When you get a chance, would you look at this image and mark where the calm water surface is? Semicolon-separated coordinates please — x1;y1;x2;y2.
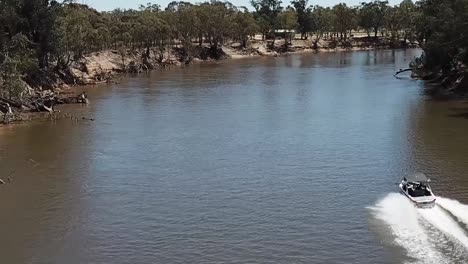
2;50;468;263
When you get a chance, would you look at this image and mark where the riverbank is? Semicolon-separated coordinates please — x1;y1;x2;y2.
410;65;468;99
59;36;416;86
0;37;415;125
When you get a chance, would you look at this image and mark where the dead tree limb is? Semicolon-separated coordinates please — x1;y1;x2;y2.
394;68;412;77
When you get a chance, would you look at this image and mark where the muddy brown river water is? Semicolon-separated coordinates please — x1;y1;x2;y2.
2;50;468;263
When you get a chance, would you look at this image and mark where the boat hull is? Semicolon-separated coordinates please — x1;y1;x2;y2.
399;184;436;208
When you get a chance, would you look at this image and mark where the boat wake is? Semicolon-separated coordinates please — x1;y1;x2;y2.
369;193;468;263
437;197;468;229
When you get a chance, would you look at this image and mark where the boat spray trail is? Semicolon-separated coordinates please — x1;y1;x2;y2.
418;205;468;250
369;193;447;264
436;197;468;228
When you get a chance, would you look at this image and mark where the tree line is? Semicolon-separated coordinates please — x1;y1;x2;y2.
0;0;465;99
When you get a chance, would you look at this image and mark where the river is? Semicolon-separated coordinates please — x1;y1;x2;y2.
1;50;468;264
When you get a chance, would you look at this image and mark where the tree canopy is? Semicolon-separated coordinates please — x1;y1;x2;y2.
0;0;466;97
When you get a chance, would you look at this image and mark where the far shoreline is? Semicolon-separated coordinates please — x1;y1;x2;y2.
0;43;418;127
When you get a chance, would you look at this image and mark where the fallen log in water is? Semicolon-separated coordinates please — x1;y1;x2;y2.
0;91;89;124
394;68;412;77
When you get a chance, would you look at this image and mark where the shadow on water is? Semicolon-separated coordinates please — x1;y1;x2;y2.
407;94;468;202
447;106;468;119
419;79;468;116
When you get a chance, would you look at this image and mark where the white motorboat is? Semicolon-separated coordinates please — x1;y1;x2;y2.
399;173;436;208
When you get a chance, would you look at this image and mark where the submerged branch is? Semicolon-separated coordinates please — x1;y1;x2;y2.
394;68;412;77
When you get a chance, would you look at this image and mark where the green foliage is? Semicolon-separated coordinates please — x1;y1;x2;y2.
359;1;389;37
56;5;94;58
291;0;311;39
279;8;298;30
309;6;333;44
278;8;298;43
251;0;283;37
0;0;462;96
332;3;357;41
0;57;26;100
413;0;468;73
233;10;259;48
202;1;236;48
397;0;417;42
0;34;33;99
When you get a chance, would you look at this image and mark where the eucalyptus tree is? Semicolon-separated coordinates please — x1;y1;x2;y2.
413;0;468;73
232;8;259;48
0;0;62;98
291;0;311;39
55;4;93;64
0;34;33;99
397;0;417;44
278;8;298;44
254;15;271;40
251;0;283;41
309;6;333;47
154;18;171;61
384;6;402;43
108;10;134;48
359;1;389;38
139;3;161;12
202;1;236;49
332;3;356;41
165;1;199;49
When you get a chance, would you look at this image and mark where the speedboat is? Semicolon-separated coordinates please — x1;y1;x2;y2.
399;173;436;208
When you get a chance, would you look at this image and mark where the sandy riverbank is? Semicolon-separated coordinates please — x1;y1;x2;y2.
0;37;414;126
65;37;411;86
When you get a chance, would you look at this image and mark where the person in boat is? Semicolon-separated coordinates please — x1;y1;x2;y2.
407;184;414;196
410;183;429;197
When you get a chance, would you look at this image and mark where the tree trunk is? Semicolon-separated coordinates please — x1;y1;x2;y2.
271;33;276;47
242;38;247;49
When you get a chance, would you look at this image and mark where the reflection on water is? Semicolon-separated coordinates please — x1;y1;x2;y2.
1;49;468;263
409;99;468;200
